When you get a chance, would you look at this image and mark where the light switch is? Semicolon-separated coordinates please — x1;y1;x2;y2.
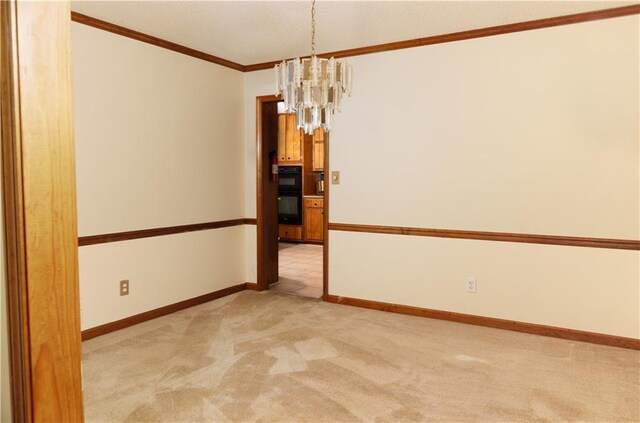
331;171;340;185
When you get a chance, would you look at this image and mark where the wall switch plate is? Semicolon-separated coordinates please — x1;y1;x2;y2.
466;277;477;293
331;171;340;185
120;279;130;296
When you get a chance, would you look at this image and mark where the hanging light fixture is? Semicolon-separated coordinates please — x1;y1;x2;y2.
275;0;352;135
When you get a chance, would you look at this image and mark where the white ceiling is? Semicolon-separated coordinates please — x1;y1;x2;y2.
71;1;636;65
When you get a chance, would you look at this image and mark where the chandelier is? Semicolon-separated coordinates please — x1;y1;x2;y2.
275;0;352;135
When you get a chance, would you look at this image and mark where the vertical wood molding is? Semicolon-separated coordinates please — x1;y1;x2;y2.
322;133;330;301
256;95;280;291
1;3;31;421
1;1;84;421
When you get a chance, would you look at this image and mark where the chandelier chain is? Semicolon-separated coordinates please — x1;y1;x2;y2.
274;0;351;134
311;0;316;56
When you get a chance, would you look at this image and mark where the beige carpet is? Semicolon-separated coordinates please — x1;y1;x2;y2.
82;291;640;422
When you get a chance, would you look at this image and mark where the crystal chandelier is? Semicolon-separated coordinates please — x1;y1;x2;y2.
274;0;352;135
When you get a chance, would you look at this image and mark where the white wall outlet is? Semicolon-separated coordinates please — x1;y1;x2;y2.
120;279;130;296
331;171;340;185
466;277;477;293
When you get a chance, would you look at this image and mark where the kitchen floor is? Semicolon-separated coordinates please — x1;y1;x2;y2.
271;242;323;298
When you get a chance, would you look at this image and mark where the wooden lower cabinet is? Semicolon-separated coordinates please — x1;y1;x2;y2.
279;224;302;241
304;197;324;242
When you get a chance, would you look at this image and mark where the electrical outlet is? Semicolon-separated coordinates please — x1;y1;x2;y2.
331;171;340;185
465;277;477;293
119;279;130;296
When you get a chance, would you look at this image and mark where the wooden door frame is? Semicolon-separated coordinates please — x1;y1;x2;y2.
322;132;329;300
255;95;330;298
1;1;84;421
255;95;280;291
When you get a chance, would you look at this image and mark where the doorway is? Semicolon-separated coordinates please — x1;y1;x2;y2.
256;95;328;300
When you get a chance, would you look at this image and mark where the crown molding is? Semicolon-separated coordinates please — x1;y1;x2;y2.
72;4;640;73
244;4;640;71
71;12;245;71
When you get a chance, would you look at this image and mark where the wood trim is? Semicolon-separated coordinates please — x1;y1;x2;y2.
1;1;84;420
82;283;248;341
322;133;330;301
328;223;640;251
69;6;639;74
70;11;245;72
1;2;31;419
245;282;259;291
256;95;281;291
244;218;257;225
244;4;640;72
326;295;640;350
78;218;254;246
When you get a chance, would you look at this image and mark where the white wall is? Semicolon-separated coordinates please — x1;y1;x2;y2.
244;16;640;338
73;23;246;330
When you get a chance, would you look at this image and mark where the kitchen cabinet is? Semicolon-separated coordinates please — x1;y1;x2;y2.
312;128;324;171
304;197;324;242
278;114;303;165
279;224;302;241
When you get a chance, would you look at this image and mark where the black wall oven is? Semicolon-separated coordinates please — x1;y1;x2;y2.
278;166;302;192
278;166;302;225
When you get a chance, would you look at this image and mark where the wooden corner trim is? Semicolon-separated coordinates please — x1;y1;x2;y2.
70;11;245;72
243;4;640;72
328;223;640;251
81;282;249;340
78;218;256;246
326;295;640;350
1;1;33;418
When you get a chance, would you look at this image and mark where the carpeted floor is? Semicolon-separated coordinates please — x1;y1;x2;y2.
82;291;640;422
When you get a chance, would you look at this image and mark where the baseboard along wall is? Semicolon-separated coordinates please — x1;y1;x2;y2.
81;283;249;340
81;282;639;350
326;294;640;350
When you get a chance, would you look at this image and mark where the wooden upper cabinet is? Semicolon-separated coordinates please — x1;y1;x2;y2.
277;114;287;162
278;114;303;164
312;128;324;171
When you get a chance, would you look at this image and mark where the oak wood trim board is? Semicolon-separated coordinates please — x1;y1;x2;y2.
80;282;640;350
81;283;249;340
71;12;245;71
245;4;640;71
255;95;282;291
78;218;256;246
326;295;640;350
77;218;639;251
2;1;85;420
322;132;330;301
329;223;640;251
1;2;32;419
71;5;640;73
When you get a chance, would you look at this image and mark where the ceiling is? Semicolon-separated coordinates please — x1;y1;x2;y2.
70;1;636;66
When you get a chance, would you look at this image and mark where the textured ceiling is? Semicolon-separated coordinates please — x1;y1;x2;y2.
70;1;636;65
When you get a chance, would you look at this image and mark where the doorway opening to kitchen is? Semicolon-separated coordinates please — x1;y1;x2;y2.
256;95;328;299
